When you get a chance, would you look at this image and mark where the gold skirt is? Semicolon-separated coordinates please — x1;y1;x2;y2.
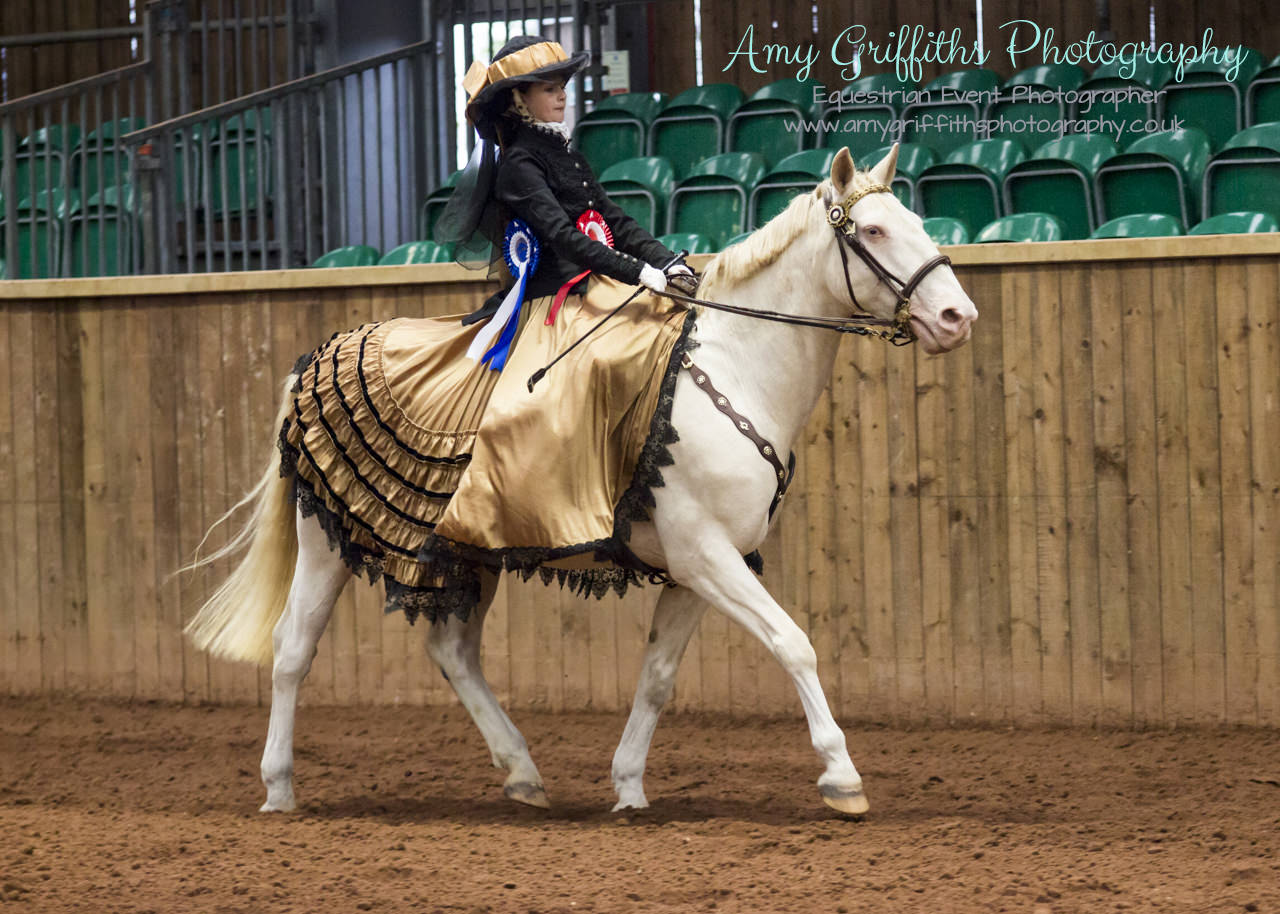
280;275;693;621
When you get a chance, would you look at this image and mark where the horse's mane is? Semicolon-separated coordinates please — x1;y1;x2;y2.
699;168;883;290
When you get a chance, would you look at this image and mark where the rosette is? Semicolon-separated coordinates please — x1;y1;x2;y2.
466;218;540;370
546;209;615;325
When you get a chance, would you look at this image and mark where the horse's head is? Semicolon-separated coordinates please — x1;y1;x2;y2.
819;146;977;354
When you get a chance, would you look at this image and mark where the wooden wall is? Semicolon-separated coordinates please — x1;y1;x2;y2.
1;235;1278;727
651;0;1279;95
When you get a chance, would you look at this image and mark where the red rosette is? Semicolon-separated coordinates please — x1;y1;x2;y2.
576;209;614;247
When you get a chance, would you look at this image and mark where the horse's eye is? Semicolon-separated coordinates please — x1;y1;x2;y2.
865;226;881;237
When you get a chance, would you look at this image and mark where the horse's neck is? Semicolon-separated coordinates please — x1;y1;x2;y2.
693;252;843;455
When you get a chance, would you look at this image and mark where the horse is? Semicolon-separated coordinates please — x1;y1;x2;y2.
183;145;978;817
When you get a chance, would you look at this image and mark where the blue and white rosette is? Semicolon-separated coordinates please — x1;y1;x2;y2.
466;218;540;371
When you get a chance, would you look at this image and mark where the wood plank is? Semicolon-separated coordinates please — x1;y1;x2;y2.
832;336;870;721
945;269;983;722
125;303;162;699
1001;265;1042;723
559;583;592;713
804;387;842;721
55;306;88;693
100;303;136;696
1182;261;1226;723
174;301;210;702
857;335;897;721
971;270;1012;722
9;306;42;693
1121;262;1165;725
1151;260;1196;725
0;306;17;694
148;296;187;700
31;303;65;692
915;338;954;723
1092;266;1134;726
1216;259;1257;724
1030;265;1072;723
887;340;925;722
1248;261;1280;726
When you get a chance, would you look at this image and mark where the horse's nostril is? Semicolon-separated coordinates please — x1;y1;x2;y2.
941;308;962;326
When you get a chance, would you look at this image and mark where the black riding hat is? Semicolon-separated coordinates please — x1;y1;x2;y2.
463;35;589;141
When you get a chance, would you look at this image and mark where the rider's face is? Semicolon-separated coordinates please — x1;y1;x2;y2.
522;80;567;122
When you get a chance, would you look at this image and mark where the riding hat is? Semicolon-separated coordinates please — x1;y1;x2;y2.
463;36;589;140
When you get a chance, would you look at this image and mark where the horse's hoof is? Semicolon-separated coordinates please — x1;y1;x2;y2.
504;781;550;809
259;796;297;813
820;784;869;817
611;794;650;813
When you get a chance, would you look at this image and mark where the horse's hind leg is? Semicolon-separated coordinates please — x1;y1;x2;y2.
260;508;351;812
611;585;705;811
425;571;548;808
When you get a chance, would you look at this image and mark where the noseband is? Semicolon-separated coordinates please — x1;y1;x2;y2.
825;182;954;346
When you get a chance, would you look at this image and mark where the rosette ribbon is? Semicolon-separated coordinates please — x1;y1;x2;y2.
466;218;540;371
546;209;615;325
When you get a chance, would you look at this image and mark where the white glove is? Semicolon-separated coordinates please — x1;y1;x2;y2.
639;263;667;293
668;263;693;277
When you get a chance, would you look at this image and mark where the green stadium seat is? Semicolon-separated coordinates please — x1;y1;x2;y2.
1247;55;1280;125
657;232;716;254
1072;58;1172;142
209;108;272;214
727;78;823;170
1096;127;1211;229
1091;212;1184;238
64;184;137;277
917;138;1027;236
599;156;675;236
748;148;835;228
820;73;916;161
1003;135;1118;239
1201;122;1280;220
1159;48;1264;150
1188;211;1279;234
857;142;936;209
70;118;147;199
974;212;1065;243
901;68;1001;157
8;125;82;206
377;240;454;265
0;189;70;278
572;91;667;176
312;244;379;268
666;152;766;249
922;216;969;245
419;170;460;241
724;230;754;247
648;84;745;181
986;64;1085;148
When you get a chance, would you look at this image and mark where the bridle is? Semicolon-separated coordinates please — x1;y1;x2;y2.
660;182;954;347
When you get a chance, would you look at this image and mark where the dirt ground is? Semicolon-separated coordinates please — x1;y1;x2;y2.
1;697;1278;913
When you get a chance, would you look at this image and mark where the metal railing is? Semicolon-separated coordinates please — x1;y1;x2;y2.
123;39;442;273
0;61;151;279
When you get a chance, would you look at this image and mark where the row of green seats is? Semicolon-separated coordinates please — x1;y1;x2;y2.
311;240;455;268
925;209;1278;244
0;110;272;218
0;184;136;278
573;51;1280;181
911;122;1280;239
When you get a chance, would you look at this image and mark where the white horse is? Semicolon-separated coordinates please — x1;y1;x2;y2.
184;146;977;816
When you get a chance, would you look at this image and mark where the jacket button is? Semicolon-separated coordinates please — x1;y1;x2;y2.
582;181;588;187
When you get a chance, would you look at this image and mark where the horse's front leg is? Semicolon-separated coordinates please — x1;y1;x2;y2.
611;585;706;811
260;508;351;811
669;537;868;815
425;572;548;808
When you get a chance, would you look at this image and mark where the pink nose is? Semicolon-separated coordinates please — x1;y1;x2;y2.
937;301;977;341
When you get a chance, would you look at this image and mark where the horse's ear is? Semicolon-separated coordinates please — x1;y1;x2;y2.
830;147;856;193
869;143;899;186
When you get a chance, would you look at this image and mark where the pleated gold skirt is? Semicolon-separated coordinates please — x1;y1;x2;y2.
280;275;693;620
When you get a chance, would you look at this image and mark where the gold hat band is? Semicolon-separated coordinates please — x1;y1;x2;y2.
463;41;571;105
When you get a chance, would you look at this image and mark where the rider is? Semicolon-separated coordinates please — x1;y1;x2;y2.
438;34;699;328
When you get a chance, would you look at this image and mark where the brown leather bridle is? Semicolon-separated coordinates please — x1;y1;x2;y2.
659;182;955;347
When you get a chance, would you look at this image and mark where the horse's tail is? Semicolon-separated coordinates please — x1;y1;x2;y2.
181;373;301;666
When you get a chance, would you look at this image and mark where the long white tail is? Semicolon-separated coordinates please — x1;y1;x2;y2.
182;374;301;665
